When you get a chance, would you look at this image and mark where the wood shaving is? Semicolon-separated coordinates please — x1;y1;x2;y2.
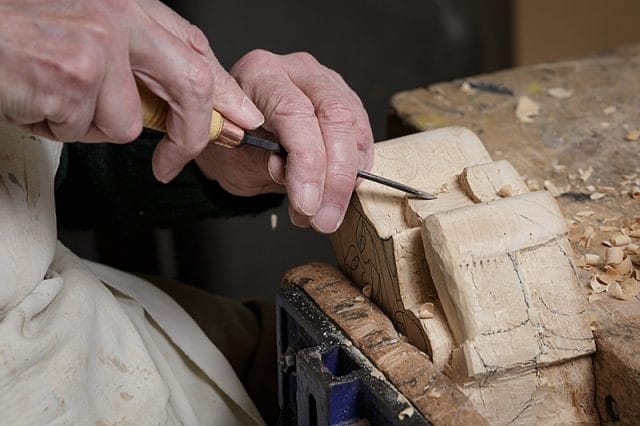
613;256;633;276
590;192;606;200
398;406;415;420
626;243;639;254
585;185;596;192
515;96;540;123
619;277;640;300
597;266;621;285
625;129;640;141
597;186;617;193
584;254;603;266
552;161;566;173
590;277;608;294
497;184;513;198
601;122;611;129
577;210;595;217
362;284;372;298
579;167;594;182
631;187;640;199
547;87;573;99
579;227;597;248
526;179;541;191
460;81;476;95
599;225;619;232
608;282;625;299
612;234;632;246
603;106;617;115
544;180;562;197
417;302;434;319
605;246;624;265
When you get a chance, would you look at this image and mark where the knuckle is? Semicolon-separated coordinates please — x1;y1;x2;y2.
271;94;316;120
288;51;319;67
185;58;214;99
62;47;103;91
316;100;358;126
240;49;276;68
188;24;211;52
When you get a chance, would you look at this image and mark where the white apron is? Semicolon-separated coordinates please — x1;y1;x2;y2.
0;127;263;425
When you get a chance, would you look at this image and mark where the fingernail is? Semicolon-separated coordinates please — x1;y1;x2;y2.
297;184;321;216
241;96;264;129
155;165;182;184
268;153;286;184
311;205;343;233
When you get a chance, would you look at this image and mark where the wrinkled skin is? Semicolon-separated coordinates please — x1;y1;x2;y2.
0;0;374;233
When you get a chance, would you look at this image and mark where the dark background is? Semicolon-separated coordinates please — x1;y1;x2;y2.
60;0;511;300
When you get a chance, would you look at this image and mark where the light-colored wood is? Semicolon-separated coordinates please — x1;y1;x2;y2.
463;356;598;425
331;127;491;370
282;263;488;426
458;160;529;203
389;44;640;422
422;190;595;380
137;80;224;141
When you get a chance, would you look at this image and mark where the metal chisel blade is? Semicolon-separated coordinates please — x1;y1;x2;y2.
241;133;436;200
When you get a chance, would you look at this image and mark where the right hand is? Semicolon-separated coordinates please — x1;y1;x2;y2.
0;0;264;183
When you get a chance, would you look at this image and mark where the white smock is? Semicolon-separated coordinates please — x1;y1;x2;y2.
0;127;264;425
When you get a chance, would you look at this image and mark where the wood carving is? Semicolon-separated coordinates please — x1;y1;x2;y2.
331;127;598;425
421;190;595;380
331;126;491;370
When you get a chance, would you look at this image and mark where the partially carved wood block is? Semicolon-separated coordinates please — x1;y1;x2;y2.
332;127;491;370
421;191;595;380
331;127;597;424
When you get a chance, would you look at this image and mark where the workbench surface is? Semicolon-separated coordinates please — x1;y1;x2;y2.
388;44;640;423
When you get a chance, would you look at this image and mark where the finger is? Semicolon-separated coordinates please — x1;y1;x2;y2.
234;64;327;218
92;56;143;143
135;0;264;130
195;143;284;196
285;56;374;233
288;203;311;229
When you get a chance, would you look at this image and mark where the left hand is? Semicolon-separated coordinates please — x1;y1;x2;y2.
195;50;374;234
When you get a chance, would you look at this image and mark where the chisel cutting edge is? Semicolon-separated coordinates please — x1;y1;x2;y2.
138;82;436;200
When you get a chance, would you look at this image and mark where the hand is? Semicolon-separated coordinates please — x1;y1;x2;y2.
195;50;374;234
0;0;264;182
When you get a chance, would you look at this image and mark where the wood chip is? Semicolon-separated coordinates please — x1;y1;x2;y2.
417;302;435;319
619;277;640;300
526;179;541;191
612;234;632;246
544;180;562;197
547;87;573;99
631;186;640;199
625;129;640;141
579;227;597;248
579;167;594;182
612;256;633;276
460;81;476;95
603;105;617;115
576;210;595;217
590;277;608;294
599;225;619;232
597;266;621;285
608;282;625;299
497;184;513;197
362;284;372;298
626;243;640;254
515;96;540;123
605;246;624;265
584;254;603;266
590;192;606;200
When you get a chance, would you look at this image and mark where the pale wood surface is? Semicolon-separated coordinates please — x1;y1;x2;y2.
389;44;640;424
331;127;491;370
422;191;595;380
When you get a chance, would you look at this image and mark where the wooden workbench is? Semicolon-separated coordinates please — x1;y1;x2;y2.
285;45;638;425
386;44;640;424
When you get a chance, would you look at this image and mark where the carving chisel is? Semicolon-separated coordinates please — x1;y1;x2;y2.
138;83;436;200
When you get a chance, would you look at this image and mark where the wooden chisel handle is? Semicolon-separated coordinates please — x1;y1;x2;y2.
137;80;227;143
